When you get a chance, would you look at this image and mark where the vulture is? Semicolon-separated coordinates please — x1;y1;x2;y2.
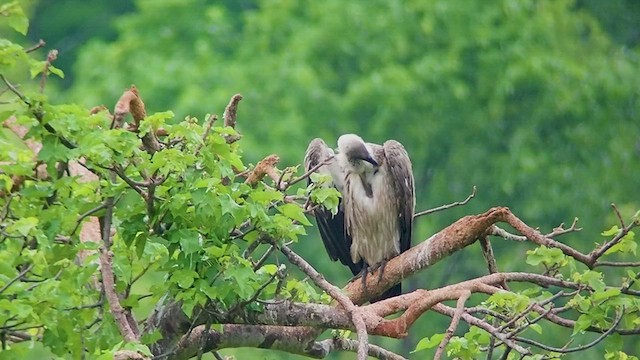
305;134;415;301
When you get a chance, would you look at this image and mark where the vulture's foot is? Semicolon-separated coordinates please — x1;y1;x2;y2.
359;263;371;299
376;260;388;284
366;261;387;284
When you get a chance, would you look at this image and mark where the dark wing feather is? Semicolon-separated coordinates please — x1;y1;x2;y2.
304;139;363;275
383;140;415;253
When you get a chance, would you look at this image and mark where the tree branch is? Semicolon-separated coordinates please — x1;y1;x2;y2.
279;244;370;360
434;290;470;360
414;186;476;218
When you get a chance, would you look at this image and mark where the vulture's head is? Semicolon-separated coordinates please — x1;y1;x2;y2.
337;134;379;167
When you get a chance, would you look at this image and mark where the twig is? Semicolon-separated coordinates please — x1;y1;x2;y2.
25;39;46;53
611;203;626;229
503;212;594;266
595;261;640;267
0;264;33;295
488;226;527;241
39;49;58;93
434;290;470;360
547;218;582;238
318;337;407;360
252;245;276;271
514;309;622;353
71;203;108;235
434;303;530;355
112;165;148;199
286;156;335;190
194;114;217;155
465;307;511;322
63;301;104;311
1;74;76;149
414;186;476;218
480;237;509;291
589;207;638;264
0;74;31;105
279;244;369;360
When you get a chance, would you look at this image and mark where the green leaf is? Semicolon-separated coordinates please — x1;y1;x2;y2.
0;174;14;192
529;323;543;334
526;246;568;267
48;65;64;78
249;188;283;204
574;270;606;292
1;341;56;360
605;351;639;360
171;269;199;289
7;217;38;236
277;203;312;226
484;292;530;312
412;333;445;353
218;193;244;220
602;225;620;237
258;264;278;276
605;231;636;255
177;230;202;255
139;111;174;136
1;2;29;35
224;263;256;300
121;342;153;357
592;288;621;302
29;60;46;79
573;313;593;334
311;187;341;214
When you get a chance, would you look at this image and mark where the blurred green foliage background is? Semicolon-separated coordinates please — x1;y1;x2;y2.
21;0;640;358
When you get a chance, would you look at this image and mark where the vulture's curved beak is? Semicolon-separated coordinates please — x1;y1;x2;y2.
364;155;379;167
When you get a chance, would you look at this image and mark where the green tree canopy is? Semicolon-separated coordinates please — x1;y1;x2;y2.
68;0;639;235
2;1;640;359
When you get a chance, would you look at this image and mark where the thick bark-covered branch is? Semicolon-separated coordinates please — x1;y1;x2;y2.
344;207;507;304
143;206;639;358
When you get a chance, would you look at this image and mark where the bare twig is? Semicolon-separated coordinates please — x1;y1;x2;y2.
0;264;33;295
414;186;476;218
25;39;46;53
514;309;622;353
502;212;593;266
480;237;508;290
488;226;527;241
194;114;217;155
252;245;276;271
71;203;108;235
612;203;626;229
287;157;337;192
39;49;58;93
111;165;148;199
319;337;407;360
596;261;640;267
547;218;582;238
434;290;470;360
434;304;530;355
279;244;369;360
1;74;30;105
